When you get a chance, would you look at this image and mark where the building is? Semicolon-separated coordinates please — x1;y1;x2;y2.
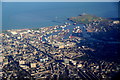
31;63;36;68
113;21;119;24
77;64;83;68
19;60;25;65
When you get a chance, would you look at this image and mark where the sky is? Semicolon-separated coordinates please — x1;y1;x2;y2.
0;2;1;31
1;0;120;2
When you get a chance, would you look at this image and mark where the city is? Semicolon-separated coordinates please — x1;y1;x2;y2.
1;14;120;80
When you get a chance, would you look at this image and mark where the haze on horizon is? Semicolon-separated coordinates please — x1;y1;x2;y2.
1;0;120;2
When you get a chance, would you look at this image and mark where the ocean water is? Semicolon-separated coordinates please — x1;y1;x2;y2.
2;2;118;30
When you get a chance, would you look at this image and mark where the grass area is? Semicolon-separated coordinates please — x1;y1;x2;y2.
31;28;40;30
1;30;9;34
69;14;104;24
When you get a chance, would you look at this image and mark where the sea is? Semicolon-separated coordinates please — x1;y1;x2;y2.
2;2;119;30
